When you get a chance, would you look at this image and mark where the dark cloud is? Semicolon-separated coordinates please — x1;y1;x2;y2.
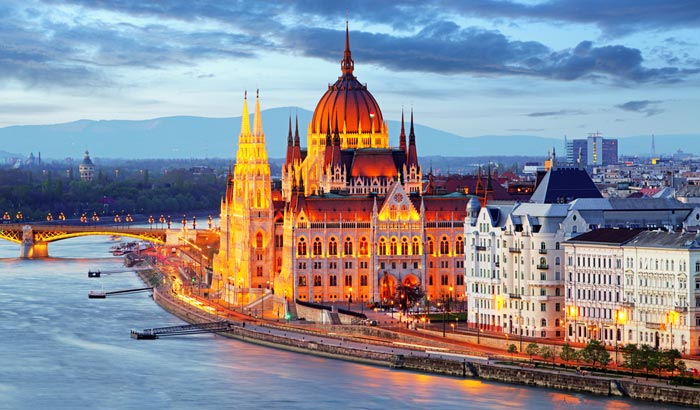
289;25;697;84
526;110;585;117
1;1;698;88
616;100;664;116
446;0;700;37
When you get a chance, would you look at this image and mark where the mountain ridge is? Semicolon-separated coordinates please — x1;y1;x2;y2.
1;108;696;160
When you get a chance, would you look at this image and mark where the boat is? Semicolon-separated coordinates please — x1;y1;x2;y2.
109;235;122;241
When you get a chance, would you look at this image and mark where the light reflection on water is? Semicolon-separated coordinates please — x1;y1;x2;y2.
0;237;684;409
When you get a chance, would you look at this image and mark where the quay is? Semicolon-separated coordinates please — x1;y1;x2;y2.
88;286;153;298
131;262;700;408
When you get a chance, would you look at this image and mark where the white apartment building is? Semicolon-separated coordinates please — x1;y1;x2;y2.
565;229;700;355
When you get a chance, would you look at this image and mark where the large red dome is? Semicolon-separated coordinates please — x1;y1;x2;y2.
310;26;383;135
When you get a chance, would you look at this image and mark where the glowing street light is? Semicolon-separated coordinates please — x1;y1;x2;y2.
46;212;53;222
348;287;353;310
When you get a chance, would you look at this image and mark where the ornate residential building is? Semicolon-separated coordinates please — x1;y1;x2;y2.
214;24;470;311
565;229;700;355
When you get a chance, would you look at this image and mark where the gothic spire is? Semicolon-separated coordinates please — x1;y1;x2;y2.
341;19;354;76
253;89;263;136
399;108;407;152
240;90;250;136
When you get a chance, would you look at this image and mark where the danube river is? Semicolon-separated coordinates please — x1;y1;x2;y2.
0;237;682;410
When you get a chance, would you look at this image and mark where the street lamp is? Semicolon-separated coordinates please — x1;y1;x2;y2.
441;296;447;337
46;212;53;222
208;215;213;230
159;214;165;229
192;216;197;230
477;299;481;344
16;211;23;222
91;212;99;226
668;310;678;350
3;212;10;223
148;215;154;229
80;213;87;224
348;287;353;311
125;214;133;225
58;212;65;223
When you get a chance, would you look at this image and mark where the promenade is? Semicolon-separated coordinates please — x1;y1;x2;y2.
133;256;700;407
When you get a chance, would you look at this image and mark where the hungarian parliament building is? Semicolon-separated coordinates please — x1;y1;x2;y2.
213;25;700;354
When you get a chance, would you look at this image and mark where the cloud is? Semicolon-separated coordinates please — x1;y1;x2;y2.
446;0;700;37
288;25;697;84
1;1;697;89
616;100;664;116
525;110;585;117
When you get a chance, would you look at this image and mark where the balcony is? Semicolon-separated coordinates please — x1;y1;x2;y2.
508;293;522;299
536;263;549;270
494;261;500;267
621;300;635;308
538;249;547;254
475;245;487;251
675;305;688;313
508;247;521;254
529;279;561;287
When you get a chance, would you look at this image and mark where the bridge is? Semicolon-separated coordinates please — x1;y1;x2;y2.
130;321;236;339
0;223;179;258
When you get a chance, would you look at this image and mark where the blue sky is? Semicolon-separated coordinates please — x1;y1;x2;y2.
1;0;698;140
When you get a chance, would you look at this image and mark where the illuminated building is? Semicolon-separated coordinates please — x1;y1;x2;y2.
214;24;474;311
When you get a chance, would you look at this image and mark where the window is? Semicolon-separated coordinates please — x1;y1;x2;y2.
555;303;560;312
540;303;546;312
440;236;450;255
360;275;368;286
427;237;434;255
359;237;369;256
441;275;449;286
344;275;352;286
297;237;307;256
344;261;352;269
456;275;464;285
344;237;353;256
313;275;322;286
378;237;387;255
298;275;307;286
412;237;420;255
329;275;337;287
256;232;263;248
312;237;322;256
390;237;398;256
429;275;434;286
401;237;409;255
328;237;337;256
455;237;464;255
256;266;263;277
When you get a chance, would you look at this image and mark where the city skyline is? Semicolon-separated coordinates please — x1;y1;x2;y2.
1;0;699;140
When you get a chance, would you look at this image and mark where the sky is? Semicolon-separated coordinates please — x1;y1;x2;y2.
1;0;699;140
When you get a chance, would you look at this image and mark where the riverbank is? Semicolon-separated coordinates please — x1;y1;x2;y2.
135;266;700;408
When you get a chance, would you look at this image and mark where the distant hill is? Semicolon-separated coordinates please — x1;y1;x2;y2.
0;109;697;159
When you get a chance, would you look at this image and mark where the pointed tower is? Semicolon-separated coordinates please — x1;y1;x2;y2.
399;109;407;152
215;91;274;306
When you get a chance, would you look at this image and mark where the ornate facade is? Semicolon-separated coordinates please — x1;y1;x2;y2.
214;25;472;310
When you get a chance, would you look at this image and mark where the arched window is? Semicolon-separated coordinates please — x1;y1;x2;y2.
389;204;397;220
359;237;369;256
440;236;449;255
429;275;434;286
297;237;307;256
390;237;398;256
555;256;560;266
412;237;420;255
378;237;387;256
344;237;353;256
427;237;434;255
313;237;323;256
401;237;409;255
541;318;547;327
313;275;322;286
455;236;464;255
256;232;263;248
328;237;338;256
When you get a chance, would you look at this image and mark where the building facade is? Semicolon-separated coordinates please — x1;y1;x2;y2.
565;229;700;355
214;25;477;311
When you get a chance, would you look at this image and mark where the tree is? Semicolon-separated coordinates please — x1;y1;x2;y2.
580;339;610;369
560;343;578;364
392;284;425;314
638;344;659;379
526;342;539;363
539;345;557;368
660;349;682;376
507;344;518;360
621;344;642;375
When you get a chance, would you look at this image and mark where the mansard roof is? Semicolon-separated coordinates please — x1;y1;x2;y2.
566;228;644;245
345;148;405;178
530;167;602;204
624;230;700;249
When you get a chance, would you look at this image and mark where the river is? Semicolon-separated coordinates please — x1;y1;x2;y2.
0;236;682;409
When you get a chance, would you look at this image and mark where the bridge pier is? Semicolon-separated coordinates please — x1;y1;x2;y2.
20;226;49;259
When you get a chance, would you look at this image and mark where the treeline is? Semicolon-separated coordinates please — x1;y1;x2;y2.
0;166;225;222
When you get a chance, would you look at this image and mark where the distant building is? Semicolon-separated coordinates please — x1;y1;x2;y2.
566;132;618;166
79;150;95;181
